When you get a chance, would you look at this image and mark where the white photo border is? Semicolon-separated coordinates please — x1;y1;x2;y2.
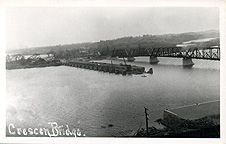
0;0;225;144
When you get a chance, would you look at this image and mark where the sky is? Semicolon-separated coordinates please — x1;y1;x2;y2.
6;7;219;50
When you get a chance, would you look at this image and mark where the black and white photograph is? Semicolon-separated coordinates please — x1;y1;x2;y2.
0;0;226;143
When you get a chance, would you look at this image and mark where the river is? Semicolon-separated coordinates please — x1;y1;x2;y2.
6;57;220;137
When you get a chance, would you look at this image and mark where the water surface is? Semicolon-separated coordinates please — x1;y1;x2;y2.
6;57;220;137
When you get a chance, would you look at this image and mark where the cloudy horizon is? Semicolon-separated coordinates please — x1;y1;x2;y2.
6;7;219;50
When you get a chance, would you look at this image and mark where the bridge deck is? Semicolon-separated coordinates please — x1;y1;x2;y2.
111;47;220;60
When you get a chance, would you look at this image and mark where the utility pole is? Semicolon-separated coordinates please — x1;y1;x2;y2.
122;57;127;65
110;57;113;65
144;107;149;137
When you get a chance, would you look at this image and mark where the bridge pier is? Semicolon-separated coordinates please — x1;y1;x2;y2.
149;56;159;64
127;57;135;62
182;57;194;67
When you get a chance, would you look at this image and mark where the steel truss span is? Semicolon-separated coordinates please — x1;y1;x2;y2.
111;47;220;60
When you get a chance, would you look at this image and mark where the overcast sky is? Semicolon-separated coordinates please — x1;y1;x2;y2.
6;7;219;50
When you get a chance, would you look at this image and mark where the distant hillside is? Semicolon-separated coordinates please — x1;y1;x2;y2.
7;42;92;55
7;30;219;55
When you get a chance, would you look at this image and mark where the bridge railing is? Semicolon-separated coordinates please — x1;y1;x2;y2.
111;47;220;60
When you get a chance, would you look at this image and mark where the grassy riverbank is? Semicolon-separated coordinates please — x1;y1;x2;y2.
6;59;61;70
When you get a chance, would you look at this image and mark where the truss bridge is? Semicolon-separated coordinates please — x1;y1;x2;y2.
111;46;220;66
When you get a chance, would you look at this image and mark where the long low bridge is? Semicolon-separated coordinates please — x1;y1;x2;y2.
111;46;220;66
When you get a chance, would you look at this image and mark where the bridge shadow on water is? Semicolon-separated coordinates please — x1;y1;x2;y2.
182;65;194;69
103;57;219;72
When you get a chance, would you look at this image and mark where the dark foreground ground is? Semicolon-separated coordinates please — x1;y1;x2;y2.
135;125;219;138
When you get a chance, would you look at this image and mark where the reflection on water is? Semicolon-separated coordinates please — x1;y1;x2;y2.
6;57;220;137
